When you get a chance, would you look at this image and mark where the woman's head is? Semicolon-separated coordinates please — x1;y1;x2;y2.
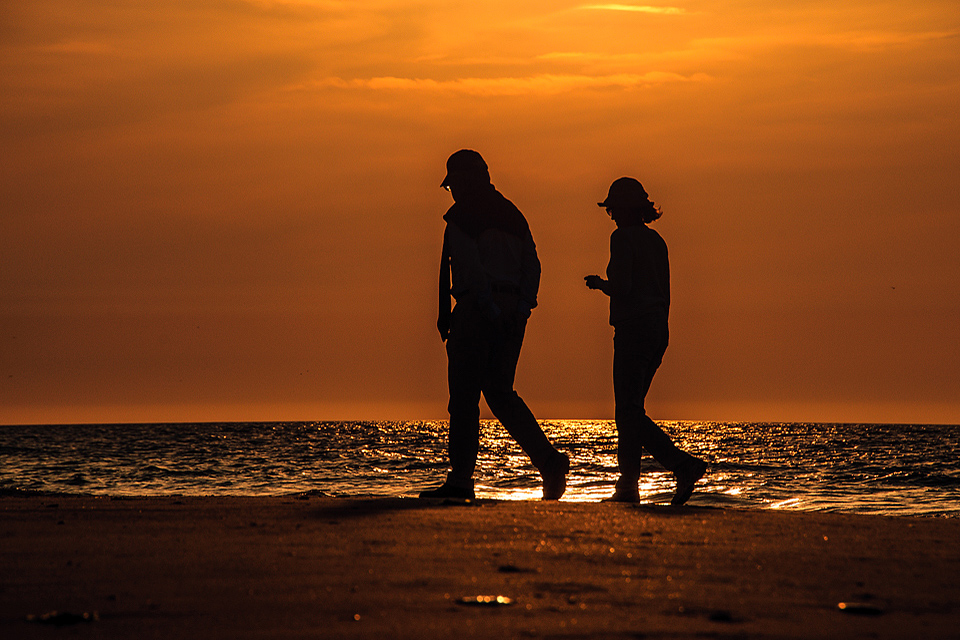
598;177;662;224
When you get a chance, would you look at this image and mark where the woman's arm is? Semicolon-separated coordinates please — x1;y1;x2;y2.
584;274;609;295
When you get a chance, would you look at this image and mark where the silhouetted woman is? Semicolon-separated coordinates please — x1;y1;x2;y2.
585;177;706;504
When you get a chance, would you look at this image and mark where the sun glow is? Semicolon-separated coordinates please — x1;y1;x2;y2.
2;0;959;425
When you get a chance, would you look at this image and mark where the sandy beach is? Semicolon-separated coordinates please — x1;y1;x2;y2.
2;495;958;639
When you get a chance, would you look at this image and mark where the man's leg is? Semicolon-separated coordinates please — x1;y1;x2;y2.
445;310;485;489
482;315;568;499
420;306;482;499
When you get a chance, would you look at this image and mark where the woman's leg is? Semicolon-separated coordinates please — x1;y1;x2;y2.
611;315;684;499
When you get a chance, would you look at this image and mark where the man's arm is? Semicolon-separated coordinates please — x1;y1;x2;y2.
518;229;540;317
438;226;451;341
447;223;501;322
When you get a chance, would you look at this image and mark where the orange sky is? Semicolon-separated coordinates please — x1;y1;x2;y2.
2;1;959;425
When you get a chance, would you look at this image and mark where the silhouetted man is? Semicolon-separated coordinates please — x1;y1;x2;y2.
420;149;569;501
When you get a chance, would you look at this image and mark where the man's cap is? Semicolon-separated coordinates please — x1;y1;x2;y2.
441;149;489;187
597;177;649;209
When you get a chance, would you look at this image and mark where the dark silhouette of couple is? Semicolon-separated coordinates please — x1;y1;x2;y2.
420;150;706;505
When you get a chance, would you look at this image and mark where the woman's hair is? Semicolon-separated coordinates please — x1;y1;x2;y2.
616;200;662;225
641;200;663;224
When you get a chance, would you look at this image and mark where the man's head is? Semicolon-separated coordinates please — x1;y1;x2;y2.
441;149;491;200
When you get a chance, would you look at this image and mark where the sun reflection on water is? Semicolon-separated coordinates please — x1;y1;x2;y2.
4;420;957;516
473;420;691;504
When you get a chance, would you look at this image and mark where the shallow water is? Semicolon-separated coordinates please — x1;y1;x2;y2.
2;421;958;517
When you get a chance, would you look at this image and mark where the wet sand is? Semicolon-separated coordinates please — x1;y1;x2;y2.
2;495;958;639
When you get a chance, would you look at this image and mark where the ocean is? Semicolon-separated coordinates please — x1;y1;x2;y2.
1;421;958;517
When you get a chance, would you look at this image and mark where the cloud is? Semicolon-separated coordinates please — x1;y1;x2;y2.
309;71;709;96
578;4;687;15
536;51;679;64
695;29;960;54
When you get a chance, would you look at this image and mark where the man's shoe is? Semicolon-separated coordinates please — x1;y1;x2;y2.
418;483;475;500
671;456;707;506
541;452;570;501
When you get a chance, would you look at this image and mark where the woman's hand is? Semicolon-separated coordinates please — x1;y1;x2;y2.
584;275;607;292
